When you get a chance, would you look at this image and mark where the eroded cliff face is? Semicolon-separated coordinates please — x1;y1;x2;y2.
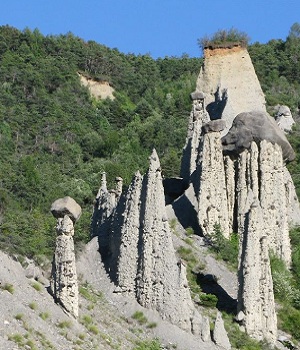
98;150;209;337
196;46;266;134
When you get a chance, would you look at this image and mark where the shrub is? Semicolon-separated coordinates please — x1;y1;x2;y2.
146;322;157;329
209;224;238;268
1;283;14;294
31;282;42;292
185;227;194;236
39;312;50;321
200;293;218;308
278;304;300;340
28;302;37;310
133;339;161;350
132;311;148;325
270;253;300;308
198;28;250;51
8;333;24;345
57;320;72;329
15;313;24;321
88;324;99;335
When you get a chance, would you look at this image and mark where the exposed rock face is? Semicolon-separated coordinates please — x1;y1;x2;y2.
78;73;115;100
100;150;209;338
213;311;231;350
197;127;230;238
275;105;295;133
196;46;266;134
50;198;81;318
237;196;277;345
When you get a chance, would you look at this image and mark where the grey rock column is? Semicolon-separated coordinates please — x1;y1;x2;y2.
50;197;81;318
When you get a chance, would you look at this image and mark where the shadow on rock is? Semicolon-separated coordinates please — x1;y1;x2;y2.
197;273;237;314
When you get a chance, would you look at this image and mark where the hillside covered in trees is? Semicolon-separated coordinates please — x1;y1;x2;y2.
0;24;300;260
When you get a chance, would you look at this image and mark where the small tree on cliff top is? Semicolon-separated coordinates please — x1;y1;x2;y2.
198;28;250;52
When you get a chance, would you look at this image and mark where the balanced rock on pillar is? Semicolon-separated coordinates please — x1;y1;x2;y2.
50;197;81;318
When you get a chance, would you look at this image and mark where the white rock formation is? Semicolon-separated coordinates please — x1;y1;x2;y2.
180;91;210;181
275;105;295;133
50;207;80;318
213;311;231;350
197;128;230;238
196;46;266;134
259;140;291;266
135;150;204;334
91;172;123;260
235;141;292;266
104;150;210;338
109;171;143;295
237;196;277;345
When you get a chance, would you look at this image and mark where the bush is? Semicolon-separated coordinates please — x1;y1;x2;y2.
133;339;161;350
209;224;238;268
270;253;300;308
278;304;300;340
1;283;14;294
198;28;250;51
132;311;148;325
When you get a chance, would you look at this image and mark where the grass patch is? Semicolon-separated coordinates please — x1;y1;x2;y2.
146;322;157;329
185;226;194;236
15;313;24;321
28;301;37;310
79;282;104;303
222;313;272;350
1;283;14;294
132;311;148;325
183;237;193;246
8;333;24;345
31;282;42;292
57;320;72;329
39;311;50;321
133;339;161;350
278;304;300;341
88;324;99;335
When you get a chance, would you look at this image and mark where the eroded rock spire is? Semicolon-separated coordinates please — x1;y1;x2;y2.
50;196;81;318
237;195;277;345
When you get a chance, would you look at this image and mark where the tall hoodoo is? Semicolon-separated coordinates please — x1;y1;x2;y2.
237;195;277;345
196;46;266;134
91;173;123;258
50;196;81;318
181;91;210;181
109;171;143;295
259;140;291;266
136;150;200;333
197;120;230;238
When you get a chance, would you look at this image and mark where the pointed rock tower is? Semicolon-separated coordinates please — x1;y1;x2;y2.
237;194;277;345
136;150;200;332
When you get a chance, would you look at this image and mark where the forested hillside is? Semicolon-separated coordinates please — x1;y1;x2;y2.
0;24;300;259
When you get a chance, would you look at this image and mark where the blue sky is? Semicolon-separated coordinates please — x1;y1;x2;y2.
1;0;299;58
